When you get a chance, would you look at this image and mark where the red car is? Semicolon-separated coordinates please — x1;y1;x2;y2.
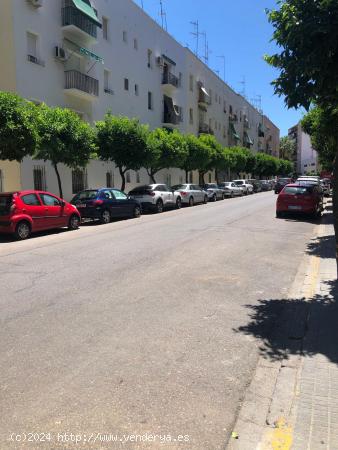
276;183;323;219
0;190;81;240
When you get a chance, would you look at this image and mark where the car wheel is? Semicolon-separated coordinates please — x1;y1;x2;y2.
155;200;163;213
203;195;208;204
276;211;283;218
68;214;80;230
176;197;182;209
133;205;141;218
212;194;217;202
189;196;194;207
222;193;225;200
14;221;31;240
100;209;111;224
230;191;234;198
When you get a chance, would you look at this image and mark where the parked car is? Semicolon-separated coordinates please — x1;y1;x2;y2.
71;188;141;223
218;182;244;197
260;180;272;191
275;177;293;194
247;179;263;193
171;184;208;206
0;190;81;240
276;183;323;219
202;183;225;201
128;184;181;213
232;180;254;195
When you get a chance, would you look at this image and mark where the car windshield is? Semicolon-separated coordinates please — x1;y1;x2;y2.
284;186;313;195
129;185;154;193
0;195;12;214
172;185;187;190
222;183;231;187
278;178;290;184
73;190;98;201
205;184;217;188
234;181;243;185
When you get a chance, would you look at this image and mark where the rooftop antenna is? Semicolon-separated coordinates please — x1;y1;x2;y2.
200;31;210;65
159;0;167;30
216;55;226;82
190;20;200;57
239;75;247;98
251;95;263;113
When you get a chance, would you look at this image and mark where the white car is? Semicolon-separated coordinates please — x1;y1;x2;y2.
219;182;244;197
128;184;182;213
232;180;254;195
171;184;208;206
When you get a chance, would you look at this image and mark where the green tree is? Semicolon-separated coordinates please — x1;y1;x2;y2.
36;105;96;198
265;0;338;274
198;134;224;184
254;153;279;178
146;129;188;183
181;134;211;182
227;147;249;178
96;114;150;191
279;136;296;162
0;91;39;161
277;158;294;176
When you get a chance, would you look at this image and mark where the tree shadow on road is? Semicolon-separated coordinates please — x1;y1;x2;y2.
234;280;338;364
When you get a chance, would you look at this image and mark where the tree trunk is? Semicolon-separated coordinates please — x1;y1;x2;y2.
185;170;189;183
215;169;219;184
53;162;63;199
332;153;338;278
146;169;157;184
119;167;126;192
199;171;206;185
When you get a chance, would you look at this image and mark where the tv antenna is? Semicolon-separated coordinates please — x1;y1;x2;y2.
190;20;201;57
200;31;211;66
159;0;167;30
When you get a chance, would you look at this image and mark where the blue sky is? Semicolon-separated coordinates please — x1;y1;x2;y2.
133;0;304;136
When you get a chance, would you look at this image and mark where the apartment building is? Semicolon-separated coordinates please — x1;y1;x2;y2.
0;0;280;199
288;123;318;175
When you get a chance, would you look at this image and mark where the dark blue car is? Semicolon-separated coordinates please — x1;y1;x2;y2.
71;188;141;224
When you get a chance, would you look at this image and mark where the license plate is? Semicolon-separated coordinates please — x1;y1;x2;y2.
77;204;87;208
288;205;302;210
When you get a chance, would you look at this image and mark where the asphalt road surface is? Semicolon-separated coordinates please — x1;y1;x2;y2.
0;192;318;450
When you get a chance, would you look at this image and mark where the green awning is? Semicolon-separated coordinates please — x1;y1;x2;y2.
72;0;102;27
79;46;104;63
258;123;265;137
230;123;240;140
244;131;254;145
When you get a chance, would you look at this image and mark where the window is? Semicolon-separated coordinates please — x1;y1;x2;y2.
26;31;43;65
136;171;140;183
21;194;40;206
126;171;131;183
40;194;61;206
72;169;87;194
229;105;233;115
123;31;127;43
147;49;153;68
223;100;226;113
113;190;128;200
209;89;212;104
0;170;3;192
189;74;194;92
33;166;46;191
124;78;129;91
133;38;138;50
215;93;217;102
104;70;113;94
101;189;112;199
106;171;113;188
189;108;194;125
148;91;153;110
135;84;139;96
102;17;109;40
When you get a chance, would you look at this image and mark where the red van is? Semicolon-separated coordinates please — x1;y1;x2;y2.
0;190;81;240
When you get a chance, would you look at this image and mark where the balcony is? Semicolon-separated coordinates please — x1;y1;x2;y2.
64;70;99;100
162;72;179;94
198;123;214;135
198;83;211;110
62;4;99;44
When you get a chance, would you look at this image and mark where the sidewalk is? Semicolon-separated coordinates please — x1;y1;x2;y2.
227;204;338;450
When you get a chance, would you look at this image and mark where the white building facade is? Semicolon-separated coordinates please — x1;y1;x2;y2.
0;0;280;200
288;123;318;175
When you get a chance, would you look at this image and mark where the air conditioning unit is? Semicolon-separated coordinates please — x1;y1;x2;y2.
156;56;164;67
28;0;43;7
55;46;67;61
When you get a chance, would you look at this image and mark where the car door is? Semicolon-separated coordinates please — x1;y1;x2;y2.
99;189;119;217
111;189;133;216
39;193;64;228
162;185;174;205
19;193;45;230
193;185;202;202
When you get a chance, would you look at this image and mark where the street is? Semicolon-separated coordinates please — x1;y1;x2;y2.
0;192;318;450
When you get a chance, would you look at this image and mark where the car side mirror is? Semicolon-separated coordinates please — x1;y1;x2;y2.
60;201;65;207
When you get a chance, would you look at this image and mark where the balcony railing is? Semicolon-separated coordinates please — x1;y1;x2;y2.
163;108;182;125
65;70;99;97
198;123;214;135
162;72;179;88
62;6;97;38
